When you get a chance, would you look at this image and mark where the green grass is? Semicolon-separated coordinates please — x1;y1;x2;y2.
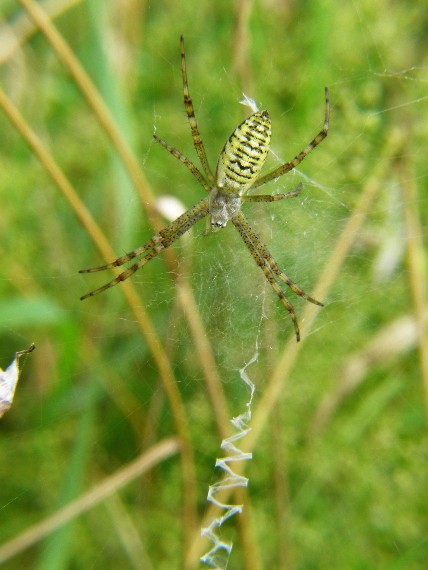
1;1;427;568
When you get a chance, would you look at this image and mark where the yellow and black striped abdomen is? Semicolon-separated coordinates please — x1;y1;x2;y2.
215;110;271;195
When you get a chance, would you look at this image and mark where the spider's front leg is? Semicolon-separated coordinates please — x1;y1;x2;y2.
79;240;163;300
232;210;322;341
79;197;209;300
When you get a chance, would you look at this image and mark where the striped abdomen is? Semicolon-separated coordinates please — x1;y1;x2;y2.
215;110;271;195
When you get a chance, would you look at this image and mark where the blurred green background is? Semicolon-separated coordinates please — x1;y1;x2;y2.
0;0;427;568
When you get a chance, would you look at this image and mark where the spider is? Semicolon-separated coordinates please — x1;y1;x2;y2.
80;36;330;342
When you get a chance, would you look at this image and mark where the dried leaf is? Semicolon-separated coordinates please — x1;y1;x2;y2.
0;344;35;418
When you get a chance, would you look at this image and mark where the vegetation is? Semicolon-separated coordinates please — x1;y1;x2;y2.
0;0;427;568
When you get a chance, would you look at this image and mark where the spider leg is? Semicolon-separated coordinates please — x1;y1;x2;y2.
80;247;162;300
266;256;323;306
250;87;330;190
242;182;302;202
236;210;322;306
232;211;301;341
80;197;209;300
79;241;155;273
180;35;214;182
153;134;210;192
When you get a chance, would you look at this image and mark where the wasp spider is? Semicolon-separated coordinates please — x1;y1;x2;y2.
80;36;330;341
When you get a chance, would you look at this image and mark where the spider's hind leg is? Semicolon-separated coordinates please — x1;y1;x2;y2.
153;134;210;192
180;35;214;182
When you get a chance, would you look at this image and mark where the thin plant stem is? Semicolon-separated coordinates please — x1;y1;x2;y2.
17;0;226;449
0;88;198;550
176;278;231;437
248;128;406;449
0;438;179;565
18;0;159;224
0;0;83;64
399;158;428;420
187;128;406;567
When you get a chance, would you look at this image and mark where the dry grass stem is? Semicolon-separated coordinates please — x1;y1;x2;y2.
0;438;179;565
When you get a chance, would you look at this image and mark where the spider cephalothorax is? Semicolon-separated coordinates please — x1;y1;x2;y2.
80;36;329;342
